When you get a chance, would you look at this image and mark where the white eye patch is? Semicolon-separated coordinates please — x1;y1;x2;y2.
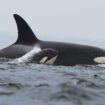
94;57;105;64
45;55;58;64
39;57;48;63
39;55;58;65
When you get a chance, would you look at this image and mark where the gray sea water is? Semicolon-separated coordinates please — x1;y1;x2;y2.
0;59;105;105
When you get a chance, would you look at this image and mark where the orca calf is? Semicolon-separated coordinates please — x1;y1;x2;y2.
0;14;105;66
10;48;58;64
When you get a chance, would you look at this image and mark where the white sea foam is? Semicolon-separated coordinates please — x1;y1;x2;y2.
97;64;105;68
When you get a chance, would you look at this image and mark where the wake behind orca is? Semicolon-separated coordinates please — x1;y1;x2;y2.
0;14;105;66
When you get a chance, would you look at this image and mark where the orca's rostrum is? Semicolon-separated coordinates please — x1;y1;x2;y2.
0;14;105;66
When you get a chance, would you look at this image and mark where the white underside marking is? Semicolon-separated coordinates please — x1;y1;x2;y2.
10;45;41;63
94;57;105;64
39;57;48;63
45;55;58;65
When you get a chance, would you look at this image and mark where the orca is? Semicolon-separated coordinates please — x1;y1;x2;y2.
10;48;58;64
0;14;105;66
0;14;37;58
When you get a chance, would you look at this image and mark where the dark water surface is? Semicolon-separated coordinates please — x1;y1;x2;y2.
0;60;105;105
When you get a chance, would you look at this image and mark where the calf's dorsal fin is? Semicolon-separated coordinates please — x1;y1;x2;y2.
14;14;38;44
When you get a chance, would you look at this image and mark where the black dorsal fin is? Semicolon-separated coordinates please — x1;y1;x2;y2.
14;14;38;44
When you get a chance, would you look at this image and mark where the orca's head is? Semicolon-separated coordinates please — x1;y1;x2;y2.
35;48;58;65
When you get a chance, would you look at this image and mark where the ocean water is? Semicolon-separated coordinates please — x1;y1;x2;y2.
0;59;105;105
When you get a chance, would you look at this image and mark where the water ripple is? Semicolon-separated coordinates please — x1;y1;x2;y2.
0;60;105;105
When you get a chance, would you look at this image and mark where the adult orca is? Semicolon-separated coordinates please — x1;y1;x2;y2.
0;14;105;66
0;14;37;58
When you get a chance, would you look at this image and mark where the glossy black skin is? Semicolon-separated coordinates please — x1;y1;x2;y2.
0;44;34;58
0;14;105;66
39;40;105;66
1;40;105;66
